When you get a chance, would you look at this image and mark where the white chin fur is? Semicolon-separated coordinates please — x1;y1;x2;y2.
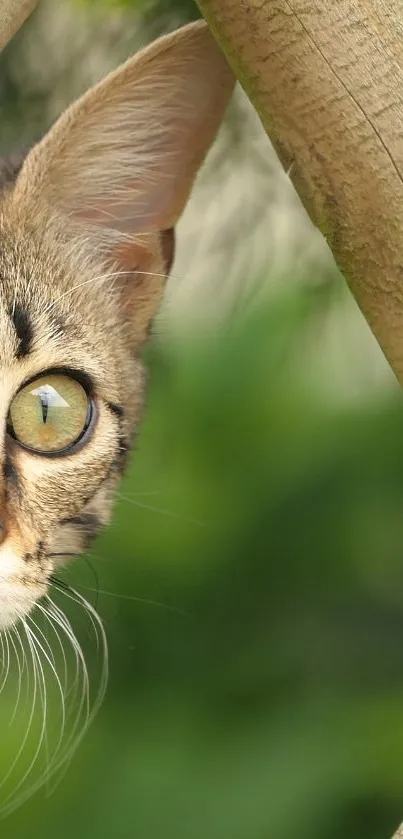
0;545;45;630
0;585;42;630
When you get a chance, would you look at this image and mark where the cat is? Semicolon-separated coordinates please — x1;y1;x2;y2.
0;16;234;811
0;19;234;633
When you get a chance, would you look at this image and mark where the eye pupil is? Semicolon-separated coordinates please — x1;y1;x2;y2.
40;393;49;425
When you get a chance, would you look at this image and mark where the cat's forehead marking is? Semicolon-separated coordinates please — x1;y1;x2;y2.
0;283;38;365
10;303;34;359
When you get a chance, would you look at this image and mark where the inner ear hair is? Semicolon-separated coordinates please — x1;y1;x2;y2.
113;232;171;346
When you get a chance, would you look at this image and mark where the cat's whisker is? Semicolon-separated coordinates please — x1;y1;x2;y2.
44;268;175;313
36;609;84;797
46;600;88;715
4;631;11;686
1;621;49;809
0;630;11;698
39;593;106;796
43;270;126;312
28;626;49;792
26;615;67;781
51;583;108;705
41;606;85;747
24;619;56;806
116;491;208;528
7;629;24;725
49;596;92;707
4;630;13;691
116;489;162;497
0;620;39;810
0;632;5;683
28;615;65;714
36;602;68;694
0;601;92;816
27;614;57;669
51;581;100;657
11;623;32;720
55;555;190;617
77;583;192;619
0;631;10;684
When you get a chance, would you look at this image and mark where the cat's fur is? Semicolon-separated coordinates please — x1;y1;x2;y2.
0;20;234;630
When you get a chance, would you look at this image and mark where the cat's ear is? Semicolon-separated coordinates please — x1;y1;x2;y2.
13;19;234;342
13;19;234;240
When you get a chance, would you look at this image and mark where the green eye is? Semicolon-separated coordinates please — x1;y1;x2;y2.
8;374;92;454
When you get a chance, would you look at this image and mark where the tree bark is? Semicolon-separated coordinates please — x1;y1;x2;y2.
196;0;403;382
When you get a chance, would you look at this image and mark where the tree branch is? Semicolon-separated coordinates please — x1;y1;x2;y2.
196;0;403;381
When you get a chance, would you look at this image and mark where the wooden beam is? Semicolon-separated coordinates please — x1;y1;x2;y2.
196;0;403;382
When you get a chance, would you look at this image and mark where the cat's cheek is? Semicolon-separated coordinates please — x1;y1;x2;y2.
47;473;120;567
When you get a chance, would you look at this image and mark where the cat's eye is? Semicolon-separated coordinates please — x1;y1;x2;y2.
8;374;92;455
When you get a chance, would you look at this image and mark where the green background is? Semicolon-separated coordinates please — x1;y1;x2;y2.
1;1;403;837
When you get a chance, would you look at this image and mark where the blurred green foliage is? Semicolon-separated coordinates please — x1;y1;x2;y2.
80;0;200;33
0;0;201;156
1;286;403;838
0;0;402;835
85;0;199;19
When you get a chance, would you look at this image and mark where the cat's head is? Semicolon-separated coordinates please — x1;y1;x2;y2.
0;20;234;630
